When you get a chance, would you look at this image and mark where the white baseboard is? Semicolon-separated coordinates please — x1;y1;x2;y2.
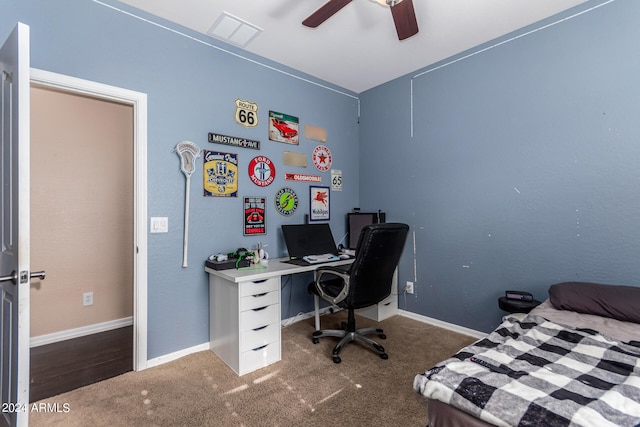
145;307;336;370
141;309;486;371
146;342;211;369
398;309;487;339
30;317;134;348
282;307;487;339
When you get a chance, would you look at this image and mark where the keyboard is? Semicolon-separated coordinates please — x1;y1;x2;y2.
302;253;339;264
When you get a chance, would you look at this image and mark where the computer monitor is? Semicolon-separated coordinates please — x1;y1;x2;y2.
347;212;385;249
281;223;338;259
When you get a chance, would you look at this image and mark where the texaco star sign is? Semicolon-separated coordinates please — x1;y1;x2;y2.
312;145;332;172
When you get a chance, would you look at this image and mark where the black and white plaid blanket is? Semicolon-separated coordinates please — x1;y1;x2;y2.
414;314;640;427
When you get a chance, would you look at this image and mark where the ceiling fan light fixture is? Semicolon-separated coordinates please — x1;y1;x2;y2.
305;0;416;41
373;0;403;6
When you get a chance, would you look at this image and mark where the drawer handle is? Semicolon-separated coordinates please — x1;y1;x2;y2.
383;302;391;306
252;306;268;312
252;344;268;352
251;279;268;284
252;325;268;332
253;293;268;298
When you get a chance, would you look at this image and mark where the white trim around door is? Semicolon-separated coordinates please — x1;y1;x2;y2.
29;68;148;371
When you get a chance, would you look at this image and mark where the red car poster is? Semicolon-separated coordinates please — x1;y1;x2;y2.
269;110;299;145
244;196;266;235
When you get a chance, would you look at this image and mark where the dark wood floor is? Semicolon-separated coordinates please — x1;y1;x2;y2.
30;326;133;401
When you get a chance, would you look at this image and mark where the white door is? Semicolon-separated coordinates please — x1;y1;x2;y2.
0;23;32;427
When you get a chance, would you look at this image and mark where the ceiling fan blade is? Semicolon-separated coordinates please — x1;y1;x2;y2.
390;0;419;40
302;0;353;28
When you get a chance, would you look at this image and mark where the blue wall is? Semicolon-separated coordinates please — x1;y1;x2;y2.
1;0;359;358
360;0;640;333
3;0;638;358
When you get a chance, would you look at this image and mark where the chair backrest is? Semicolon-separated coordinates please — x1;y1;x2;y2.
346;223;409;309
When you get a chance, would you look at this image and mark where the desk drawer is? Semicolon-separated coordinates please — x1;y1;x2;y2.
240;303;279;331
241;323;280;352
358;294;398;321
240;290;279;311
377;295;398;320
240;342;280;375
239;278;279;297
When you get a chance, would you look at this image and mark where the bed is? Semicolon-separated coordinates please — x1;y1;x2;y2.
413;282;640;427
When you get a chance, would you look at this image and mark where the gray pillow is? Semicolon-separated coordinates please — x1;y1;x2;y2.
549;282;640;324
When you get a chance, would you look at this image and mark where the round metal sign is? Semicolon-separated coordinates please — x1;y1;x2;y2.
274;187;299;216
312;145;332;172
248;156;275;187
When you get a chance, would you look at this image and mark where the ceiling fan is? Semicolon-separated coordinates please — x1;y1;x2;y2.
302;0;419;41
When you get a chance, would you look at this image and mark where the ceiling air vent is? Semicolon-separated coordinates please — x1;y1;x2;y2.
207;11;262;48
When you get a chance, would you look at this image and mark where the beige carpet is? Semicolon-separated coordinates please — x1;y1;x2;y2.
30;313;477;427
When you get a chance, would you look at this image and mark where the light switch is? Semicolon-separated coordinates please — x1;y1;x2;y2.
150;217;169;233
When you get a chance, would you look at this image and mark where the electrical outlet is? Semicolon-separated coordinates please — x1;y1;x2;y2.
406;281;414;294
83;292;94;306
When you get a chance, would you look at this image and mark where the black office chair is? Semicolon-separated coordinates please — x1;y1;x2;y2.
308;223;409;363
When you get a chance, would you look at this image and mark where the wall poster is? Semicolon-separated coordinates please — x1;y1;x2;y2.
282;150;307;167
244;196;266;235
304;124;327;143
309;186;330;221
203;150;238;197
269;110;299;145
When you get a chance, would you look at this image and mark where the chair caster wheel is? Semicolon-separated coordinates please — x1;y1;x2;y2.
332;356;342;364
379;333;387;339
312;337;319;344
380;353;388;360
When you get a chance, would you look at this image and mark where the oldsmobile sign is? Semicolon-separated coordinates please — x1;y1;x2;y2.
285;173;321;183
208;132;260;150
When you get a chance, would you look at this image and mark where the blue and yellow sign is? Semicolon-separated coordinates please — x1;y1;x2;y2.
203;150;238;197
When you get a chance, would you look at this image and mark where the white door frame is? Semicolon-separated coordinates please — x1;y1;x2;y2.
29;68;148;371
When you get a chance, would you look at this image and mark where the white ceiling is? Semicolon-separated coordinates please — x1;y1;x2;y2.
117;0;589;93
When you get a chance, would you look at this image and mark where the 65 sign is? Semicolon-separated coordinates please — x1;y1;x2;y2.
235;98;259;128
331;169;342;191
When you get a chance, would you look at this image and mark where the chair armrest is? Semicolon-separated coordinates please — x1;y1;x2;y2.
316;264;350;276
314;267;351;305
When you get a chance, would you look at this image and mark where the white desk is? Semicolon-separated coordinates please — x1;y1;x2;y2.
206;256;353;283
205;257;397;376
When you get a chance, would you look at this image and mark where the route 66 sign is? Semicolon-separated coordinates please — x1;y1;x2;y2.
234;99;259;128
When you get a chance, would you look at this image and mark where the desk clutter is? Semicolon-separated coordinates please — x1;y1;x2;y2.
205;211;386;271
206;244;269;270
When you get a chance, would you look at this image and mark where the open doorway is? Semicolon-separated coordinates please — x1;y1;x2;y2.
28;70;148;400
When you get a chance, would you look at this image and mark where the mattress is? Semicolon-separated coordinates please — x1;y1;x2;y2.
416;299;640;427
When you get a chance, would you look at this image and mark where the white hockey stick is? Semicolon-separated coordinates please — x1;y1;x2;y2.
175;141;201;267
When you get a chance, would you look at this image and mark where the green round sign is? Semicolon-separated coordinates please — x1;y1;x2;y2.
274;187;298;216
